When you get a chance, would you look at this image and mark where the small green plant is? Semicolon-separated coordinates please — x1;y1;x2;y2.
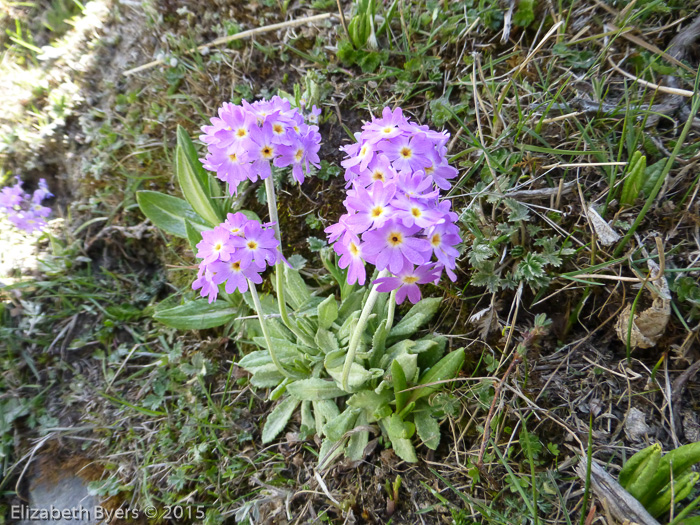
618;441;700;520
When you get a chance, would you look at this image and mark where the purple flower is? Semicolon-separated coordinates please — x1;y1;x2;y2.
247;122;278;180
222;212;249;236
192;267;219;303
426;221;460;281
374;263;443;304
378;133;433;172
210;258;263;294
344;181;396;233
361;220;431;274
195;226;235;264
392;193;444;229
274;127;321;184
1;178;52;234
229;220;280;268
334;235;366;285
355;154;397;187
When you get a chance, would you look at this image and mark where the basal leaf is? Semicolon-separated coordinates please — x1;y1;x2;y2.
153;299;238;330
408;348;465;404
287;378;345;400
317;295;338;330
262;396;299;444
176;145;221;226
414;410;440;450
136;191;210;238
388;297;442;343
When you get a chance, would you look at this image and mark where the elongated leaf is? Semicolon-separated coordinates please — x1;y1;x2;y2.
176;145;221;226
313;399;340;435
337;288;365;322
251;337;306;363
414;410;440;450
136;191;211;238
287;378;345;400
388;297;442;342
284;267;311;309
408;348;465;404
154;299;238;330
317;295;338;330
392;360;409;413
184;218;202;252
382;414;417;462
262;396;299;443
315;328;339;355
346;412;369;461
323;408;358;441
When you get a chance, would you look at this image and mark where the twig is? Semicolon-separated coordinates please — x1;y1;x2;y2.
607;57;695;98
335;0;351;44
123;13;333;76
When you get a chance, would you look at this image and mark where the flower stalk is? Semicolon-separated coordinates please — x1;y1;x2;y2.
342;269;389;391
248;279;295;379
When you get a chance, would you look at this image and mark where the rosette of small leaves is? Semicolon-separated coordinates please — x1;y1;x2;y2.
238;262;464;464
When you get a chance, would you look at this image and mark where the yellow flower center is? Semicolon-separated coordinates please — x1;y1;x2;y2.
360;145;368;157
372;170;385;181
294;148;304;162
247;240;258;250
214;243;223;251
371;206;384;218
411;207;421;218
431;233;441;246
273;123;284;134
388;232;403;246
402;275;419;284
236;128;247;138
228;153;238;162
383;126;394;134
425;164;435;174
261;145;274;159
400;147;412;159
349;242;360;256
230;261;241;271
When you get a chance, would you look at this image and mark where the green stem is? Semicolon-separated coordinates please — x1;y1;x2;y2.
264;177;291;324
613;75;700;257
342;269;389;391
248;279;294;379
386;289;397;330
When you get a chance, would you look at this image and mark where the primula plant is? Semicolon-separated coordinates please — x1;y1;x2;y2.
138;97;465;465
0;177;52;233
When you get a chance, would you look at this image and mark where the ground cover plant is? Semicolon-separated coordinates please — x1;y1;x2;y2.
1;0;700;524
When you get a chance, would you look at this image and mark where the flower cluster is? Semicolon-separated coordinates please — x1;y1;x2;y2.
200;96;322;193
325;107;461;304
0;178;52;234
192;213;282;303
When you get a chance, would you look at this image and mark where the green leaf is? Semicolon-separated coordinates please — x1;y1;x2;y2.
620;151;646;206
153;299;239;330
313;399;340;435
408;348;465;404
388;297;442;342
287;378;345;400
184;219;202;252
248;363;285;388
392;360;409;413
323;408;358;441
338;288;365;322
325;350;381;391
346;412;369;461
318;437;344;469
250;337;307;364
414;410;440;450
317;295;338;330
284;267;311;309
176;125;213;193
347;390;393;421
136;191;211;238
176;145;221;226
382;414;417;462
262;396;299;443
315;328;339;355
